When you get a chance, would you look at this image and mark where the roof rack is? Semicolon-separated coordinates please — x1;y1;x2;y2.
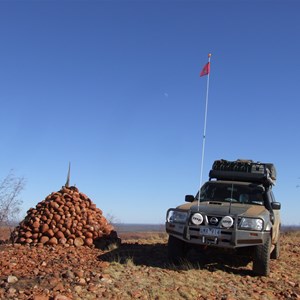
209;159;276;186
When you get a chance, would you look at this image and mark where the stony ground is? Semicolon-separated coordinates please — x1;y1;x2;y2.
0;229;300;300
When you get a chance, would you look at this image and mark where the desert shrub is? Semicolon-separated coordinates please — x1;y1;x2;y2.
0;171;25;226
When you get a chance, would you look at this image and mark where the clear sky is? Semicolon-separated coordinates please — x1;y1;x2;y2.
0;0;299;225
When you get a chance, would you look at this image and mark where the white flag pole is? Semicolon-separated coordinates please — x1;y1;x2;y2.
198;53;212;209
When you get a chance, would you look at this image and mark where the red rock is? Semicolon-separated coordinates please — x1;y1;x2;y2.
68;234;75;240
25;231;32;238
55;231;65;239
48;237;58;245
46;229;54;237
40;236;49;244
84;238;93;247
80;193;88;200
74;237;84;247
32;221;40;228
64;229;71;236
53;214;61;222
50;202;59;210
40;224;49;233
59;238;67;245
65;221;72;230
84;232;93;238
33;295;50;300
67;238;74;245
54;294;72;300
7;288;17;296
75;205;81;213
32;233;39;239
74;270;84;278
0;289;5;298
41;215;48;222
77;278;86;285
53;282;65;292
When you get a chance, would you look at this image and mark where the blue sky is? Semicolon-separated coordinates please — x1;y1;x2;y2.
0;0;299;224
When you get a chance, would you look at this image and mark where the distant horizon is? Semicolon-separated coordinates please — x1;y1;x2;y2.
113;223;300;227
1;222;299;234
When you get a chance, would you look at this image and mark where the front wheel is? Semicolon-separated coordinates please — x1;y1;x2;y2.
167;235;187;264
253;234;271;276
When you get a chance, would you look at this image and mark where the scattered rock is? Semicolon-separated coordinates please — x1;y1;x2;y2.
62;270;75;279
77;278;86;286
0;288;5;298
7;275;18;284
74;237;84;247
74;285;82;294
53;282;65;292
33;295;50;300
7;287;17;296
74;270;84;278
53;295;72;300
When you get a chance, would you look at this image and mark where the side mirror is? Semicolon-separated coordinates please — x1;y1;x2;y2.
271;202;281;210
185;195;195;202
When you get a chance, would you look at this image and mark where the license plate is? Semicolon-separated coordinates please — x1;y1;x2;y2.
200;227;221;236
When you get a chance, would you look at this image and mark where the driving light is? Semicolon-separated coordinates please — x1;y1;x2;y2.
191;213;204;225
221;216;234;228
239;218;263;231
168;210;188;224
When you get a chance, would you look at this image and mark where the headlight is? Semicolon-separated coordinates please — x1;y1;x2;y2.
239;218;263;231
167;210;188;224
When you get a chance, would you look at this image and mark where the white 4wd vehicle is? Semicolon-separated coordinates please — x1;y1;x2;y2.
166;159;281;276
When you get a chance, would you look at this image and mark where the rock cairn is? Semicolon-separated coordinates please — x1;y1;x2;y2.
11;186;120;248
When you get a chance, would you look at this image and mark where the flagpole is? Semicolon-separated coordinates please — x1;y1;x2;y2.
198;53;212;209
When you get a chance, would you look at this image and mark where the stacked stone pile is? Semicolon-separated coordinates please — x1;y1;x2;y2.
11;186;120;248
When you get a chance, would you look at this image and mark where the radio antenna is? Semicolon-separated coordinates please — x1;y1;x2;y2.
198;53;212;209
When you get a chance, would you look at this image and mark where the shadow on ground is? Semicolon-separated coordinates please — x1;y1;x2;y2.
98;242;253;276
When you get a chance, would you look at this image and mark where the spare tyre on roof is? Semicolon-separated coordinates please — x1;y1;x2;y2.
209;159;276;186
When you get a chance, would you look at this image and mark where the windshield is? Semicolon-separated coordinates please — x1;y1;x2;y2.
196;182;264;205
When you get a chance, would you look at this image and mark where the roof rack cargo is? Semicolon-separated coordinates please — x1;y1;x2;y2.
209;159;276;186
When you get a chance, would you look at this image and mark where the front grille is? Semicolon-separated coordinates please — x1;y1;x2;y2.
207;216;222;226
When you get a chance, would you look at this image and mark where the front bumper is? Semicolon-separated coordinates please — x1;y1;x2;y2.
166;222;269;248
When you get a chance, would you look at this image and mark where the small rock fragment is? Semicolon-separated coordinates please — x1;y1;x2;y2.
7;275;18;284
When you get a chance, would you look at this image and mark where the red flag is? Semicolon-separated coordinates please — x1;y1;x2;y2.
200;62;210;77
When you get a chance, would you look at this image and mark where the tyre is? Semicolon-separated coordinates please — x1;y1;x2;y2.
167;235;187;264
270;236;280;259
253;234;271;276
